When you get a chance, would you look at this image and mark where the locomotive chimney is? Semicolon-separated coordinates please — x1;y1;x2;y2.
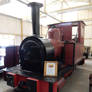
28;2;43;36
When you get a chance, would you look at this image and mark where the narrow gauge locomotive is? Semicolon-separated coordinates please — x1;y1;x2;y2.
5;2;85;92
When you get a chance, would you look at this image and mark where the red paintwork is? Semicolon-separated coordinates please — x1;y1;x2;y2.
48;21;85;65
50;40;64;57
74;43;84;64
53;78;65;92
48;28;64;58
60;25;72;41
40;80;49;92
64;43;74;65
7;72;49;92
48;28;61;40
64;43;84;65
7;72;66;92
27;77;40;92
7;72;18;87
78;22;85;44
53;83;57;92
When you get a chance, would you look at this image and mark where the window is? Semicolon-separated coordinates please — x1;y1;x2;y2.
72;26;78;40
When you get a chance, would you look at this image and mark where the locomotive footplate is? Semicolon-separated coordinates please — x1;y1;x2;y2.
3;65;73;92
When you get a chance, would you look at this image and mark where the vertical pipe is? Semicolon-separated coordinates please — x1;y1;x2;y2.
40;25;43;36
44;0;46;13
20;19;23;41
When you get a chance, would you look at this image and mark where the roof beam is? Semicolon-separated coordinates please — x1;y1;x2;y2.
81;18;92;22
47;0;61;6
44;0;47;12
63;0;70;7
40;11;62;22
48;4;92;14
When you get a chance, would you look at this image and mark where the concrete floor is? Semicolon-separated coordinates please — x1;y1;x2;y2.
0;79;14;92
61;59;92;92
0;59;92;92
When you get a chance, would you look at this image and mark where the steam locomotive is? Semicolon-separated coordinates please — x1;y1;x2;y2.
5;2;85;92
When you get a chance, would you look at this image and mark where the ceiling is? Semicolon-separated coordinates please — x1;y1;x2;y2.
0;0;92;25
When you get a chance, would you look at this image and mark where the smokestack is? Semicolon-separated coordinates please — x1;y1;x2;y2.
28;2;43;36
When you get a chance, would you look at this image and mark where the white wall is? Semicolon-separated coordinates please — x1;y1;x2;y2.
0;14;47;46
0;14;21;45
0;14;21;35
23;21;32;36
40;25;48;38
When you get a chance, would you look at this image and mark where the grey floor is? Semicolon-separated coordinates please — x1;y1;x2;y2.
0;59;92;92
0;79;14;92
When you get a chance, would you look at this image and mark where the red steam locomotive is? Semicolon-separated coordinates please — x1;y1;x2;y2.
4;2;85;92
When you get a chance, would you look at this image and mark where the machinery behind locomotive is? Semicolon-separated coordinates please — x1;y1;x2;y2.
5;2;85;92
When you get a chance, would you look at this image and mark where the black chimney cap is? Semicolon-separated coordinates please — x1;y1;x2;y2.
28;2;43;8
